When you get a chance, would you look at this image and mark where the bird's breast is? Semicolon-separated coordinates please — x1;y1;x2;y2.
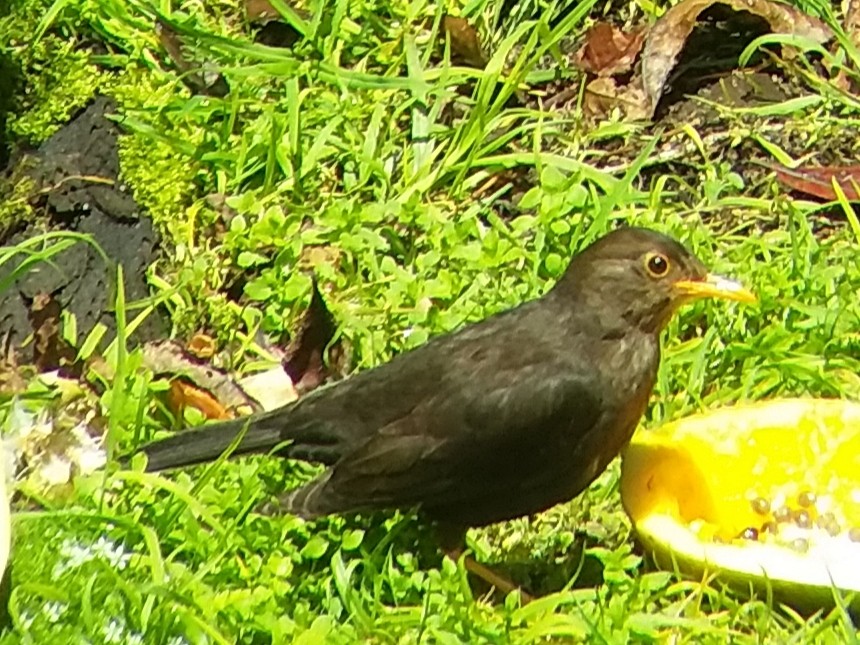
525;332;661;513
564;332;660;468
602;332;659;382
596;333;660;445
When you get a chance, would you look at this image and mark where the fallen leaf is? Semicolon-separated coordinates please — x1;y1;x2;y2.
238;367;298;411
834;0;860;92
246;0;279;22
142;340;302;420
847;0;860;43
27;293;76;373
283;280;346;395
441;15;487;69
574;22;646;77
187;333;216;359
0;333;27;397
168;379;231;421
583;76;651;121
640;0;833;118
142;341;260;416
769;163;860;200
583;77;622;117
156;19;230;97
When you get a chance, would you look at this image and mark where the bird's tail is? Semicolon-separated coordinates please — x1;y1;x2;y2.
137;410;286;472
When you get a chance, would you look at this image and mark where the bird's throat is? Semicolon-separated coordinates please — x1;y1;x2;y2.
622;295;674;335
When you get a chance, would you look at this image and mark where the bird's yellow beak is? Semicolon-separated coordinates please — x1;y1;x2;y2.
672;273;757;304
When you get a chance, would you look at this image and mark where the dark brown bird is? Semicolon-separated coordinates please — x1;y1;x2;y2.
137;227;754;594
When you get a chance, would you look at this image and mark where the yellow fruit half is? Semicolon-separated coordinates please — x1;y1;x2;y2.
620;398;860;610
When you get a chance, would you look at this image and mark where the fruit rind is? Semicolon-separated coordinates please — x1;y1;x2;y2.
621;398;860;610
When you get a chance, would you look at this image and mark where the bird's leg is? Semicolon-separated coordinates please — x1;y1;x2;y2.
437;522;533;604
446;546;534;604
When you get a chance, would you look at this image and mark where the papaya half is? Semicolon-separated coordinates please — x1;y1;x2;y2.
620;398;860;610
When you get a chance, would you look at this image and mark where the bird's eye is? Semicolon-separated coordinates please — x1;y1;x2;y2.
645;252;670;278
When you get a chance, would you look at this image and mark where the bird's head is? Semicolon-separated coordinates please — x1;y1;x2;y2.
554;227;755;335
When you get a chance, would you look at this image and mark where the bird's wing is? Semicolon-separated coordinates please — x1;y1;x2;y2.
314;360;604;514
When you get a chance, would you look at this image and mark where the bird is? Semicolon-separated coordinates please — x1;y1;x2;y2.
135;226;755;597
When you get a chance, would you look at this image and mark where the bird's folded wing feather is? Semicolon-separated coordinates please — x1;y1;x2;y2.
319;362;603;510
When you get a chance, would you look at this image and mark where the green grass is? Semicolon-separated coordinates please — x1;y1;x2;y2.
1;0;860;642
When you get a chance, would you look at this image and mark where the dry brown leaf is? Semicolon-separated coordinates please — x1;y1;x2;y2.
246;0;279;22
834;0;860;92
28;293;76;373
583;77;651;121
187;333;216;359
770;163;860;201
144;340;301;420
168;379;231;421
574;22;646;77
142;340;259;414
247;0;305;48
0;334;27;397
156;19;230;97
441;15;487;69
283;281;346;395
583;77;621;118
640;0;833;118
847;0;860;38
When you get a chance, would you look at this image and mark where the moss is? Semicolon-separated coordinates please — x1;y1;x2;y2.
109;69;206;243
0;163;37;235
1;0;104;144
7;40;103;143
0;0;237;337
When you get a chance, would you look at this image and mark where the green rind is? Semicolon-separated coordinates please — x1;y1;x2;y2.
636;514;860;611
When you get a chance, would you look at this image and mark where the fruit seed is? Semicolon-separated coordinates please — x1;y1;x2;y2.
739;527;759;541
797;490;817;508
760;521;779;535
773;506;792;522
815;512;840;537
792;509;812;529
750;497;770;515
790;538;810;553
